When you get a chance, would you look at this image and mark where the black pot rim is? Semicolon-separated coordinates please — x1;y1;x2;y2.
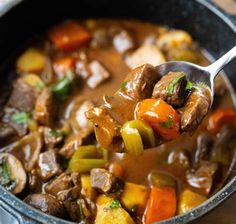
0;0;236;223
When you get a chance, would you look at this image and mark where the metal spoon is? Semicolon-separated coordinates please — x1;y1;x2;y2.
155;46;236;100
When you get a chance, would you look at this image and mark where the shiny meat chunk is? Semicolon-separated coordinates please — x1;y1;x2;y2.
59;134;86;159
186;161;218;195
113;30;134;53
181;84;212;132
8;79;37;112
2;107;28;137
90;168;117;193
125;44;165;69
24;193;66;218
87;61;110;88
45;173;74;196
34;88;55;126
37;150;62;181
75;60;91;79
86;107;121;151
122;64;161;100
152;72;188;107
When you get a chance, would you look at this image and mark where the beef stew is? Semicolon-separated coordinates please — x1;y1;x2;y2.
0;19;236;224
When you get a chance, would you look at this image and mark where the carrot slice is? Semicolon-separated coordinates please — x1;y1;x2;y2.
145;187;177;224
48;21;91;51
137;98;180;141
207;108;236;134
53;57;76;76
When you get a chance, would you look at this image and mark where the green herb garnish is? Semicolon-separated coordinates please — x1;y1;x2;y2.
1;160;11;186
121;81;129;91
160;116;173;128
49;71;74;100
0;158;15;191
185;80;193;91
167;72;186;96
35;81;45;90
11;112;29;125
108;200;122;209
78;200;85;221
49;129;64;138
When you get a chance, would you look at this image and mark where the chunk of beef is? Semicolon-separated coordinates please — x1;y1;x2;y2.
24;193;66;218
45;173;74;196
181;84;212;131
122;64;162;100
34;88;55;126
90;168;119;194
152;71;188;107
37;150;62;181
59;134;87;159
2;107;28;137
113;30;134;53
42;127;64;149
8;79;37;112
186;161;218;195
87;61;110;88
28;169;41;192
86;107;121;152
125;44;165;69
57;185;80;202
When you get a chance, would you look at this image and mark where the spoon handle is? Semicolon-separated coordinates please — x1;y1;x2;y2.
206;46;236;81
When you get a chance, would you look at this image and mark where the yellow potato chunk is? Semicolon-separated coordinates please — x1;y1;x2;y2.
95;195;134;224
178;189;207;215
120;182;149;214
157;30;192;50
16;48;46;73
22;74;45;90
81;174;96;200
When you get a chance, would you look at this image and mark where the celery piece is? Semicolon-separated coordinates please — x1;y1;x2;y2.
68;158;107;173
121;120;155;156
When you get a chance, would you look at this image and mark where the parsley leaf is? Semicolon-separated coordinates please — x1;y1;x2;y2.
185;80;193;91
11;112;29;125
49;71;74;100
167;72;186;96
108;200;122;209
49;129;64;138
0;158;15;191
160;116;173;128
35;81;45;90
121;81;129;91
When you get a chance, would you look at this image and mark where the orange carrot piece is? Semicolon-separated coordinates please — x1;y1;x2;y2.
48;21;91;51
53;57;76;76
145;187;177;224
207;108;236;134
137;98;180;141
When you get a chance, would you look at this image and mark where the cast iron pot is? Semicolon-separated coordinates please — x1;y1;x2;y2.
0;0;236;223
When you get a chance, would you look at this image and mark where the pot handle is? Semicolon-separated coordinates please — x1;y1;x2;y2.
0;199;38;224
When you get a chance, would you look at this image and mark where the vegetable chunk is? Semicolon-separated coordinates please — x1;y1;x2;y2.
16;48;46;73
120;182;149;214
145;187;176;223
178;189;207;214
95;195;135;224
48;21;91;51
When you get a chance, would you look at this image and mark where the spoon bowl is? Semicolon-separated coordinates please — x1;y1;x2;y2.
156;46;236;101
